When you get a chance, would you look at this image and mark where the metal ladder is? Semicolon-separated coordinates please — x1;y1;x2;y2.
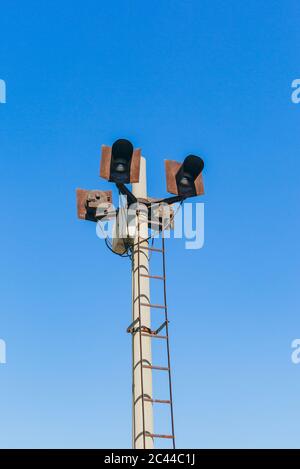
128;232;175;449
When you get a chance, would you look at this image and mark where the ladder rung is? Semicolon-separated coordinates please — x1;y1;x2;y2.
141;333;167;339
143;365;169;371
140;274;165;280
140;303;166;310
144;398;171;404
146;433;175;439
140;246;164;253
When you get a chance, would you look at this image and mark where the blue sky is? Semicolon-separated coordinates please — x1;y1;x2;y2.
0;0;299;448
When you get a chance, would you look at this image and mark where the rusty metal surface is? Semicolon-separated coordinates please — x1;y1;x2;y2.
130;148;141;183
140;274;165;280
145;397;171;404
140;303;166;309
144;399;171;404
76;188;112;222
143;365;170;371
165;160;181;195
139;246;163;253
194;172;205;196
141;333;167;339
100;145;112;180
165;159;204;196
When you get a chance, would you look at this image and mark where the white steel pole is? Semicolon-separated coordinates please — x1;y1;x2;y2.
132;157;154;449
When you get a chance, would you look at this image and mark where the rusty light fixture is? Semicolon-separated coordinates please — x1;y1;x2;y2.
165;154;204;199
100;138;141;184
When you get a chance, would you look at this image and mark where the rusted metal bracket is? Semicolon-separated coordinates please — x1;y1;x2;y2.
126;318;139;334
127;324;152;335
127;320;153;336
127;319;168;336
154;320;169;335
76;188;113;222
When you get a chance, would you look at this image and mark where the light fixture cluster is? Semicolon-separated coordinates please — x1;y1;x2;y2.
76;138;205;222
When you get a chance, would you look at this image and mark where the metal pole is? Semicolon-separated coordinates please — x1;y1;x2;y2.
132;157;154;449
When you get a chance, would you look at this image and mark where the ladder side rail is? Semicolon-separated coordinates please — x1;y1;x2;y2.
162;236;176;448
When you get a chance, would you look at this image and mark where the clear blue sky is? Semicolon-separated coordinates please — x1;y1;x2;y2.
0;0;299;449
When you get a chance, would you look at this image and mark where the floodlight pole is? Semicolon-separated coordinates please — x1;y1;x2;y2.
131;157;154;449
78;141;204;449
